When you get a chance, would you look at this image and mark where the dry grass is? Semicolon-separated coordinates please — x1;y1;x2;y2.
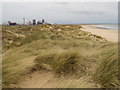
92;46;118;88
35;49;82;75
2;24;118;88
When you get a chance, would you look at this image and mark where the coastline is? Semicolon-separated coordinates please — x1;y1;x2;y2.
82;25;118;42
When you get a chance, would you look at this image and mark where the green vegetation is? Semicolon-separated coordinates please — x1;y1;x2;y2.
2;24;118;88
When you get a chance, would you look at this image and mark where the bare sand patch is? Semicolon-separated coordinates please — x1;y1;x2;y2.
82;25;118;42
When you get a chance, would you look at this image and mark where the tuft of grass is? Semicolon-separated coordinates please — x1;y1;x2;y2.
35;49;93;76
34;50;59;71
51;50;80;75
92;46;119;88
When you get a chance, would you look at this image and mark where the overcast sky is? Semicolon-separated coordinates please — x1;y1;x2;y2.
2;2;118;24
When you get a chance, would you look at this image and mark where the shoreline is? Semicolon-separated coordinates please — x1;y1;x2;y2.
82;25;118;42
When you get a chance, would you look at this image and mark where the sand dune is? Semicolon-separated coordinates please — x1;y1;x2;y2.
3;25;118;88
82;25;118;42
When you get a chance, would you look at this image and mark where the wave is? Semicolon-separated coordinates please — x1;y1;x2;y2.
93;24;118;30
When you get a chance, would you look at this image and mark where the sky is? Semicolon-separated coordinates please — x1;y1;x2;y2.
1;2;118;24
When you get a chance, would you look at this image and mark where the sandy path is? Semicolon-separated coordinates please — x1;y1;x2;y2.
82;25;118;42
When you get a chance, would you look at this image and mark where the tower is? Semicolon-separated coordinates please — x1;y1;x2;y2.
42;19;45;24
33;19;36;25
23;18;25;25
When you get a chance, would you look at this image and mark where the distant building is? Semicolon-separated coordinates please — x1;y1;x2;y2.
42;19;45;24
37;21;43;25
33;19;36;25
28;21;32;25
8;21;17;25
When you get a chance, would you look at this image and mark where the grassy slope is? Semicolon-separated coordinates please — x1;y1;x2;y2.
2;24;119;88
0;26;2;88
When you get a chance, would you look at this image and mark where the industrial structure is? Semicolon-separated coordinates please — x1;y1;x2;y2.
5;18;51;26
23;18;25;25
33;19;36;25
8;21;17;25
33;19;45;25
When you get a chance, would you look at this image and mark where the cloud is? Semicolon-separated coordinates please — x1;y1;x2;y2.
55;2;69;5
1;2;118;24
72;10;106;15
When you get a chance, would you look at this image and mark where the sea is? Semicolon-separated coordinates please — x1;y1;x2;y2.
93;24;118;30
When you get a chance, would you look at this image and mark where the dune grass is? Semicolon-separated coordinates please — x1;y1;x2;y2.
2;24;119;88
92;46;118;88
35;49;81;75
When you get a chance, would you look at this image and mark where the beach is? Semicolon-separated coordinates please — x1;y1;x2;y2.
82;25;118;42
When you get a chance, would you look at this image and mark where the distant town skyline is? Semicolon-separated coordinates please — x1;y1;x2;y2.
1;2;118;24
